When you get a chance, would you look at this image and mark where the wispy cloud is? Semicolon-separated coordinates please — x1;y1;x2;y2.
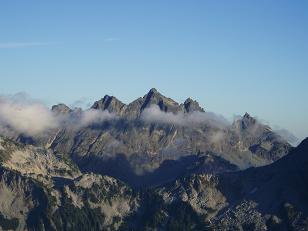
141;105;230;128
0;42;48;49
0;94;58;136
70;97;92;109
0;93;117;136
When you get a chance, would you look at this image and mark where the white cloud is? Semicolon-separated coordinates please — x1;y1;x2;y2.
0;94;117;136
0;95;58;136
78;109;117;128
140;105;229;128
70;97;92;109
209;130;226;144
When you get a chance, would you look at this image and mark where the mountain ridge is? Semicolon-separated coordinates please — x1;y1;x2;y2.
0;89;292;188
0;89;306;230
0;135;306;230
52;88;206;117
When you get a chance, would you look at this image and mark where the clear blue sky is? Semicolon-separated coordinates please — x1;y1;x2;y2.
0;1;307;140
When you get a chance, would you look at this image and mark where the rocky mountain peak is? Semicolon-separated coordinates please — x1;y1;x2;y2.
51;103;72;115
243;112;252;119
91;95;126;114
144;88;163;101
140;88;181;113
148;88;158;94
235;112;257;130
183;98;205;113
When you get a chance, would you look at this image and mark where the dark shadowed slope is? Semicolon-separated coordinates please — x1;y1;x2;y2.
154;138;308;230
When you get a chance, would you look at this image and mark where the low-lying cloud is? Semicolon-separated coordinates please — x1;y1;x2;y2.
0;94;117;136
0;95;229;137
0;95;58;136
74;109;117;129
141;105;229;128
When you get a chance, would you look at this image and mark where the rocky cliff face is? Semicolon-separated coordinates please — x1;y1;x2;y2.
0;138;139;230
0;137;306;230
145;138;308;230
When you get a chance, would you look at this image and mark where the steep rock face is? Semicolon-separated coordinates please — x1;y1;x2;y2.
0;134;306;230
150;138;308;230
182;98;205;113
0;138;140;231
232;113;291;161
0;166;51;231
122;88;183;119
0;167;139;231
0;136;80;185
91;89;184;118
212;138;308;230
139;88;182;113
157;174;227;220
91;95;127;115
51;173;139;230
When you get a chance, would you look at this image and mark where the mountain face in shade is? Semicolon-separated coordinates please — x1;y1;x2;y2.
91;95;126;115
182;97;205;113
0;134;306;230
155;138;308;230
139;88;182;113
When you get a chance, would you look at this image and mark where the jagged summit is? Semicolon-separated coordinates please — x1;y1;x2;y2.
91;95;126;114
183;98;205;113
51;103;72;115
242;112;257;126
243;112;251;118
89;88;206;116
140;88;180;113
233;112;258;130
148;88;158;94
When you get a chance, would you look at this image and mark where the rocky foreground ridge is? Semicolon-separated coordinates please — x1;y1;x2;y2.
0;135;307;230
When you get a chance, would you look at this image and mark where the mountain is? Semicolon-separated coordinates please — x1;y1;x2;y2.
0;89;305;230
51;104;73;115
0;136;139;230
91;95;126;115
47;89;290;187
90;88;200;118
1;89;291;188
150;138;308;230
0;135;306;230
182;97;205;113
